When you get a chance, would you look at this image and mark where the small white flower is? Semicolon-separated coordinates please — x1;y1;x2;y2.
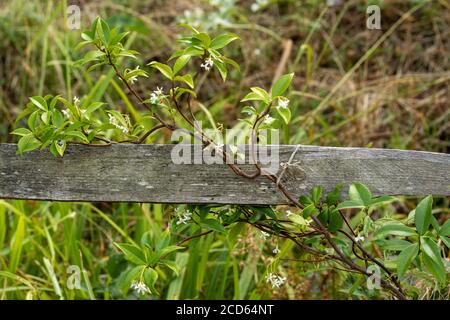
130;281;151;295
254;48;261;56
305;219;312;226
149;93;159;104
128;66;140;84
108;113;129;134
260;231;270;240
266;273;286;288
286;210;293;217
149;87;164;105
62;109;71;118
277;98;289;109
354;235;365;243
201;57;214;71
176;210;192;225
263;115;275;125
73;96;79;104
273;245;281;254
154;86;164;96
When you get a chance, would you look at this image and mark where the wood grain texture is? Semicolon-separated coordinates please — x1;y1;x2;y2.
0;143;448;204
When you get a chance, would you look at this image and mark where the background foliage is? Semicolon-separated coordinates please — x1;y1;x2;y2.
0;0;449;300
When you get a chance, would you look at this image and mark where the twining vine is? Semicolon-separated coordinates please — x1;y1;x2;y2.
12;18;449;300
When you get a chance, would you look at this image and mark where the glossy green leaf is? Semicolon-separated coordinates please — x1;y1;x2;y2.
414;195;433;235
396;243;418;277
349;182;372;206
271;73;294;97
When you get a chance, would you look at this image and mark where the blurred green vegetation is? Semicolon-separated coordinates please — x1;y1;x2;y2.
0;0;449;300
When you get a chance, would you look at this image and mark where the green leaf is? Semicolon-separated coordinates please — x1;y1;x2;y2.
369;195;395;206
288;214;309;227
311;186;323;205
199;219;226;234
124;68;148;83
328;209;343;233
210;33;239;49
439;219;450;237
375;223;417;238
420;237;444;267
336;200;365;210
302;204;319;218
11;128;32;137
193;33;211;47
55;140;66;157
349;182;372;206
160;260;180;276
174;74;194;89
276;105;291;124
299;195;313;207
85;102;105;115
396;243;418;278
114;243;146;265
173;55;191;75
64;131;89;143
17;134;41;155
29;96;48;112
414;195;433;235
221;56;240;71
377;239;413;251
179;23;200;34
157;245;184;259
241;92;267;102
143;267;159;294
9;215;26;273
440;236;450;249
241;106;256;116
421;251;446;285
148;61;174;80
271;73;294;97
118;265;144;292
250;87;271;103
27;111;40;131
215;60;228;82
326;184;343;206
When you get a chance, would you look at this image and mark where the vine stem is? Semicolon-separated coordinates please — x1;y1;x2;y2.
105;55;407;300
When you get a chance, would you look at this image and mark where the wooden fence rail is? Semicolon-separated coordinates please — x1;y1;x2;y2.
0;143;448;204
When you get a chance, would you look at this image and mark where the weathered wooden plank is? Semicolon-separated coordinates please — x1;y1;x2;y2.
0;143;448;204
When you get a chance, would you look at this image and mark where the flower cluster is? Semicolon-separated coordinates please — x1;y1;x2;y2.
276;98;289;110
354;235;365;243
108;114;129;134
130;281;151;295
263;115;275;125
176;209;193;225
149;87;164;105
128;66;140;84
266;273;286;288
260;231;270;240
201;57;214;71
272;245;281;254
